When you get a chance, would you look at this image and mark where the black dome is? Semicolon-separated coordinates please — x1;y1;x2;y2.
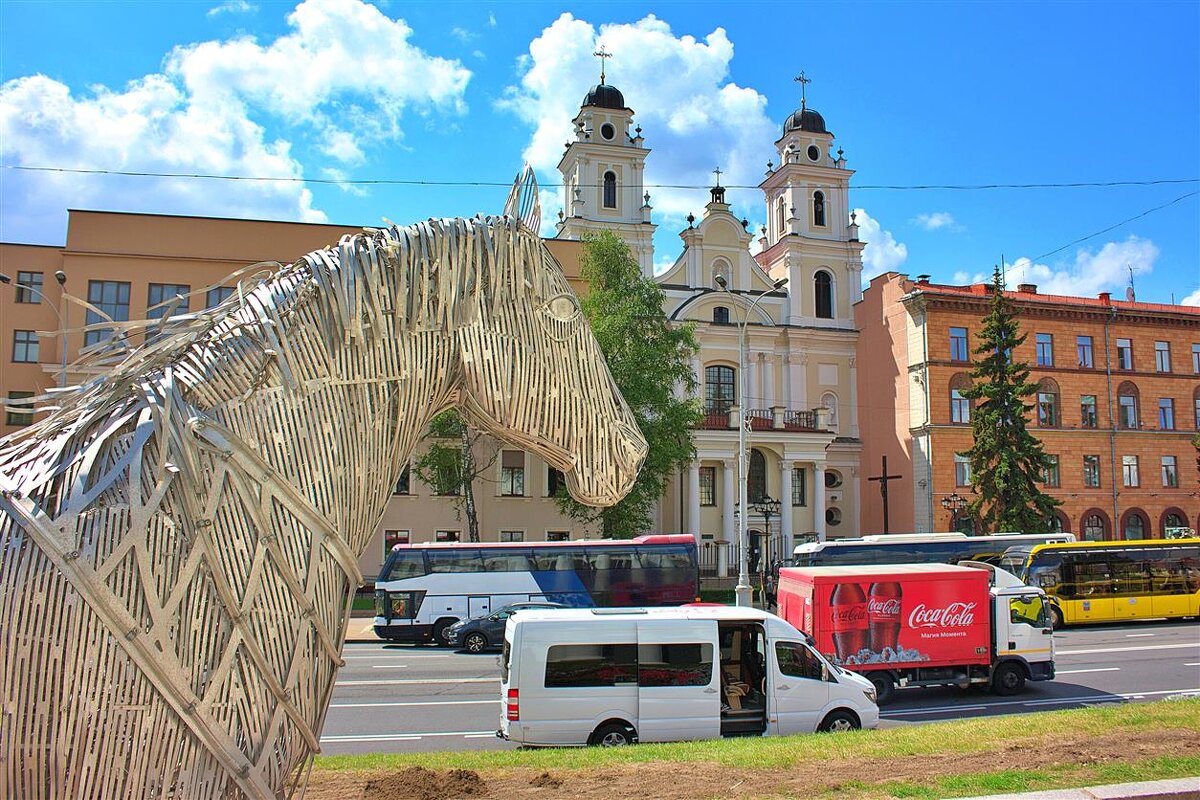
583;83;626;110
782;107;828;135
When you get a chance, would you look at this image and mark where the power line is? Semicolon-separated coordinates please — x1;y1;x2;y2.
2;163;1197;192
1032;190;1200;262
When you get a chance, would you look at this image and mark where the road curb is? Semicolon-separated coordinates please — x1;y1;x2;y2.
957;777;1200;800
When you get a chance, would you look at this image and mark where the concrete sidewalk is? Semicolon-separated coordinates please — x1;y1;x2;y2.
345;612;385;644
958;777;1199;800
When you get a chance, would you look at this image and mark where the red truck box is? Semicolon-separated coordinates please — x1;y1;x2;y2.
778;564;992;671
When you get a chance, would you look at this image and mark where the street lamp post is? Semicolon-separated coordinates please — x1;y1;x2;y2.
1;270;69;388
940;492;968;533
715;273;787;607
751;496;781;602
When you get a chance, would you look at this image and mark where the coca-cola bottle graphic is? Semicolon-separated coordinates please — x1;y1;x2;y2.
868;582;903;655
829;583;868;662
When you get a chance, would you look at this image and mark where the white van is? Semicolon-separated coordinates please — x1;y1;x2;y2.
497;606;879;747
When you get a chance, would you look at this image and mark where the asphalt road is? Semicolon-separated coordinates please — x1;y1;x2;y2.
319;619;1200;755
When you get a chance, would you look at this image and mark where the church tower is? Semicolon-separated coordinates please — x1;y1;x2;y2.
556;54;656;276
757;75;864;326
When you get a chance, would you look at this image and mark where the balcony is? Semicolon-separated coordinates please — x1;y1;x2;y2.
697;405;828;432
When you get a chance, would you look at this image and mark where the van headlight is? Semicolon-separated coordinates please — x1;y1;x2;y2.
864;687;877;704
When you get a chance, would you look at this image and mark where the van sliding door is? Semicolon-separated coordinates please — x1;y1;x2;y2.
635;619;720;742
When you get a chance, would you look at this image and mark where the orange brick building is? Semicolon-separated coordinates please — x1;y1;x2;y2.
856;272;1199;540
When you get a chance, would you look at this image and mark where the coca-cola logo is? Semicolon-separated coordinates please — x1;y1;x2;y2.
831;603;867;627
907;601;977;629
868;598;901;617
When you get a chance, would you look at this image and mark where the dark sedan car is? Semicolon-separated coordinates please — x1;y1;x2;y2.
447;601;566;653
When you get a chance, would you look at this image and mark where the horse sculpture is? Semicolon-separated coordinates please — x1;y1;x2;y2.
0;170;648;799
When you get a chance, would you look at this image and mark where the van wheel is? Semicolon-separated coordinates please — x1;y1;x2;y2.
818;710;860;733
590;722;636;747
868;672;895;706
463;632;488;653
1050;606;1064;629
991;662;1026;696
431;619;456;647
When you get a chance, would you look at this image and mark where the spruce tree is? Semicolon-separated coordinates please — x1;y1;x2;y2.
959;267;1062;533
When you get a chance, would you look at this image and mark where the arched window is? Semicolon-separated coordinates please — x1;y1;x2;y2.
713;306;730;325
603;171;617;209
812;191;826;227
1121;509;1148;540
949;373;973;424
1161;509;1188;536
1194;386;1200;429
704;365;735;413
814;270;833;319
776;197;785;235
1117;381;1140;429
1037;378;1060;427
1081;510;1109;541
748;448;767;502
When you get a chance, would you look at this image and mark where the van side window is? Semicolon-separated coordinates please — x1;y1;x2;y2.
638;643;713;687
775;642;827;682
545;644;637;687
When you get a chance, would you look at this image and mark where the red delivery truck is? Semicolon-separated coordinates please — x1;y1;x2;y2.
778;562;1055;704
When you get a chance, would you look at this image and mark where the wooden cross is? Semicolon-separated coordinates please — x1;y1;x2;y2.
867;455;903;535
712;167;722;188
594;47;612;83
794;71;812;108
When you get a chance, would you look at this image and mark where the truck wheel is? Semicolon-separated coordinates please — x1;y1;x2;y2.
463;632;489;653
868;672;895;706
818;710;860;733
431;619;457;647
590;722;636;747
991;662;1026;696
1050;606;1064;629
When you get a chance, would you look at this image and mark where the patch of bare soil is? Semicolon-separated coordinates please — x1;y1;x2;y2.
304;728;1200;800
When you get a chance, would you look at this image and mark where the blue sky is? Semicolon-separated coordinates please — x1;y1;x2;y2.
2;0;1197;304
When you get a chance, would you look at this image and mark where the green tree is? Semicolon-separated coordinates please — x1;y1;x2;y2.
959;267;1062;533
554;231;703;538
411;410;496;542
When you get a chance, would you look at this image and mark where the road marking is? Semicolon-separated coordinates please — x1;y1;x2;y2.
370;665;410;669
321;730;495;743
1125;633;1156;638
1056;667;1120;675
885;687;1200;718
1056;642;1199;656
330;700;494;709
336;677;499;687
1185;662;1200;667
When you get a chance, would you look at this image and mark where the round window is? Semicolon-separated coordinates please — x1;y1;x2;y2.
824;469;843;488
826;507;842;526
600;123;615;141
807;145;820;161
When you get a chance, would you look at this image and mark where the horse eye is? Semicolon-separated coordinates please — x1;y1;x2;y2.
546;295;580;322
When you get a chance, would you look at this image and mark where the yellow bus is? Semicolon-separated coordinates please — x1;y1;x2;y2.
1000;539;1200;627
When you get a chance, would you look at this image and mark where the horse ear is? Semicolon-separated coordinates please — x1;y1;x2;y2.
503;163;542;234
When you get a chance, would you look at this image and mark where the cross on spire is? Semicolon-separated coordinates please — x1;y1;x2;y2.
594;47;612;83
712;167;722;188
794;71;812;109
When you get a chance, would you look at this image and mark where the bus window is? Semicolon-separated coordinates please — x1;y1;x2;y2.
484;550;536;572
427;549;484;573
1027;554;1062;593
1071;560;1113;597
1111;555;1151;596
640;545;694;570
380;551;427;581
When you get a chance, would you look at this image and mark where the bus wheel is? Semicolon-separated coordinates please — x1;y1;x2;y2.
818;710;860;733
432;619;456;647
463;632;488;653
991;662;1026;696
590;722;636;747
868;672;895;706
1050;606;1064;629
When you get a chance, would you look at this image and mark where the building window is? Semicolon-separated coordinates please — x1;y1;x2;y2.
602;171;617;209
1082;513;1106;541
1161;456;1178;488
1117;383;1139;429
1121;455;1139;488
1075;335;1093;368
207;286;235;308
383;530;410;559
1154;341;1171;372
1195;391;1200;429
1083;455;1101;488
705;365;736;413
1036;380;1059;427
547;531;570;542
814;271;833;319
500;530;524;542
699;467;716;506
1080;395;1098;428
748;449;767;503
1116;338;1133;370
1158;398;1175;430
1193;343;1200;374
14;271;43;304
791;467;807;507
147;283;190;319
546;467;565;497
713;306;729;325
435;530;460;542
500;450;525;496
84;280;131;346
954;454;972;487
1035;333;1054;367
949;327;969;362
1123;513;1146;541
812;191;826;227
12;330;39;363
951;388;971;424
1042;455;1060;488
776;197;785;234
393;465;410;495
5;391;34;426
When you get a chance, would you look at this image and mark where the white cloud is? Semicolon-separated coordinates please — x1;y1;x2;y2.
451;26;476;43
1181;287;1200;306
498;14;776;229
913;211;961;232
487;12;497;27
207;0;257;17
1000;236;1159;296
0;0;470;242
854;207;908;279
